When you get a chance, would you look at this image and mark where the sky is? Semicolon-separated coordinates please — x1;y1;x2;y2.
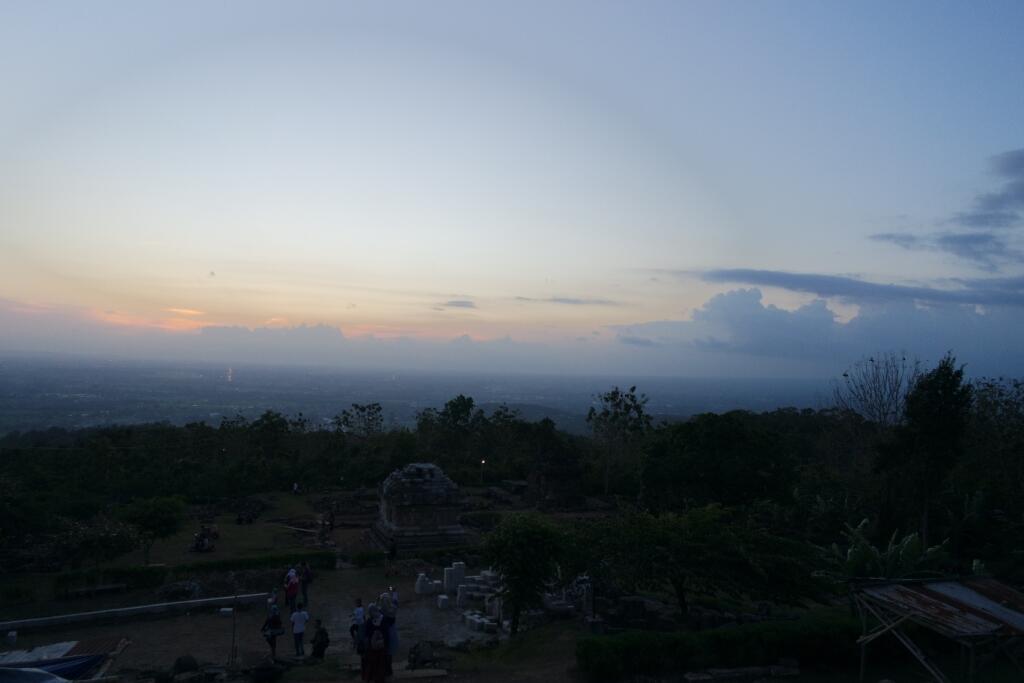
1;1;1023;378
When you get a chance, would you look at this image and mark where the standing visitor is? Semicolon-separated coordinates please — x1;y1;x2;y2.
310;618;330;659
360;604;393;683
290;601;310;657
284;568;300;612
381;591;399;678
350;597;364;651
260;605;284;660
300;561;314;606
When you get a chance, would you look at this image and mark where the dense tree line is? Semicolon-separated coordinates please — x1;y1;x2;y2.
2;353;1023;583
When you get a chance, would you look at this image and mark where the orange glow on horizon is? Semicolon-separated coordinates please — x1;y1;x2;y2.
91;309;209;332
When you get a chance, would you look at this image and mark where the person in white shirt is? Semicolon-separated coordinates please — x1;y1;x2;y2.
290;602;310;657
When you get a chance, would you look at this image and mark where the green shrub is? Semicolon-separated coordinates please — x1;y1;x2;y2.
351;551;386;568
576;610;860;681
102;565;169;588
52;565;170;594
416;546;479;565
178;550;336;573
50;550;336;597
1;584;36;606
461;511;503;531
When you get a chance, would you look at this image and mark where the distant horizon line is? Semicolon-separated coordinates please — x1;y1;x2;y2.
0;348;843;383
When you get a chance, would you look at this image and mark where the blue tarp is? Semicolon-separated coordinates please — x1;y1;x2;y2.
0;653;104;680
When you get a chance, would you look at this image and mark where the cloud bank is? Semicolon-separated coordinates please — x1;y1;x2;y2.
870;147;1024;271
3;285;1023;379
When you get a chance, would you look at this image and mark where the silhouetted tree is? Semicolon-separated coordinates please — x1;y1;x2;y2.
585;506;817;615
876;354;972;546
587;386;651;495
120;496;185;565
643;411;795;511
834;352;919;428
483;514;562;634
337;402;384;437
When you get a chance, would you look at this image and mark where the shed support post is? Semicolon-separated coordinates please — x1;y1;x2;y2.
860;598;952;683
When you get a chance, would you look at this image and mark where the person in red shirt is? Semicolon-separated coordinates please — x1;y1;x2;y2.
284;568;300;612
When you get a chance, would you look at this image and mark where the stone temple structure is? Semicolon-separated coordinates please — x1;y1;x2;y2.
371;463;467;555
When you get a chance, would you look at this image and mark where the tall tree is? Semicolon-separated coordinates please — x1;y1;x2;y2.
587;386;651;495
876;354;972;546
120;496;185;565
585;506;817;615
642;411;795;511
483;513;562;635
833;352;919;428
337;402;384;437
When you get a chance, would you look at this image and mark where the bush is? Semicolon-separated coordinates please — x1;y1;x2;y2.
178;550;336;573
50;550;336;597
351;551;386;568
576;610;860;682
461;511;503;531
103;565;170;588
52;565;169;595
1;584;36;606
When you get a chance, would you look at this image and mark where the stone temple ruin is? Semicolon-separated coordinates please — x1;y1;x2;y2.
371;463;467;555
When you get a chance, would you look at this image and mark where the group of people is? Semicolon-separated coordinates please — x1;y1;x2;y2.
351;588;400;683
261;562;328;660
259;561;403;679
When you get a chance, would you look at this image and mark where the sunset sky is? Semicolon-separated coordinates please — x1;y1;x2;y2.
2;1;1023;376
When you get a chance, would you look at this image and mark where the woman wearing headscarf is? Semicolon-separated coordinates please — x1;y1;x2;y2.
380;591;399;677
260;605;284;660
360;603;393;683
284;568;300;612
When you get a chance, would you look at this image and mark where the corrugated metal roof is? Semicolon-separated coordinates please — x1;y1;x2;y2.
0;641;76;665
66;637;123;658
0;637;122;665
858;578;1024;640
965;577;1024;615
924;582;1024;634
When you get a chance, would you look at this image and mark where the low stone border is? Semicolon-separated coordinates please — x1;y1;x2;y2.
0;592;268;632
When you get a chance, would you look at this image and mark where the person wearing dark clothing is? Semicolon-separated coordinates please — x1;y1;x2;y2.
310;619;330;659
350;598;364;651
300;562;314;606
261;606;284;659
360;605;394;683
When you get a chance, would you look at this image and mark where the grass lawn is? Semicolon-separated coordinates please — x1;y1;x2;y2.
116;493;322;567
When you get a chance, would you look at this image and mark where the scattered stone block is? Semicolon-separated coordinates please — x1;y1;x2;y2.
449;562;465;590
415;573;431;595
436;595;449;609
432;580;443;594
